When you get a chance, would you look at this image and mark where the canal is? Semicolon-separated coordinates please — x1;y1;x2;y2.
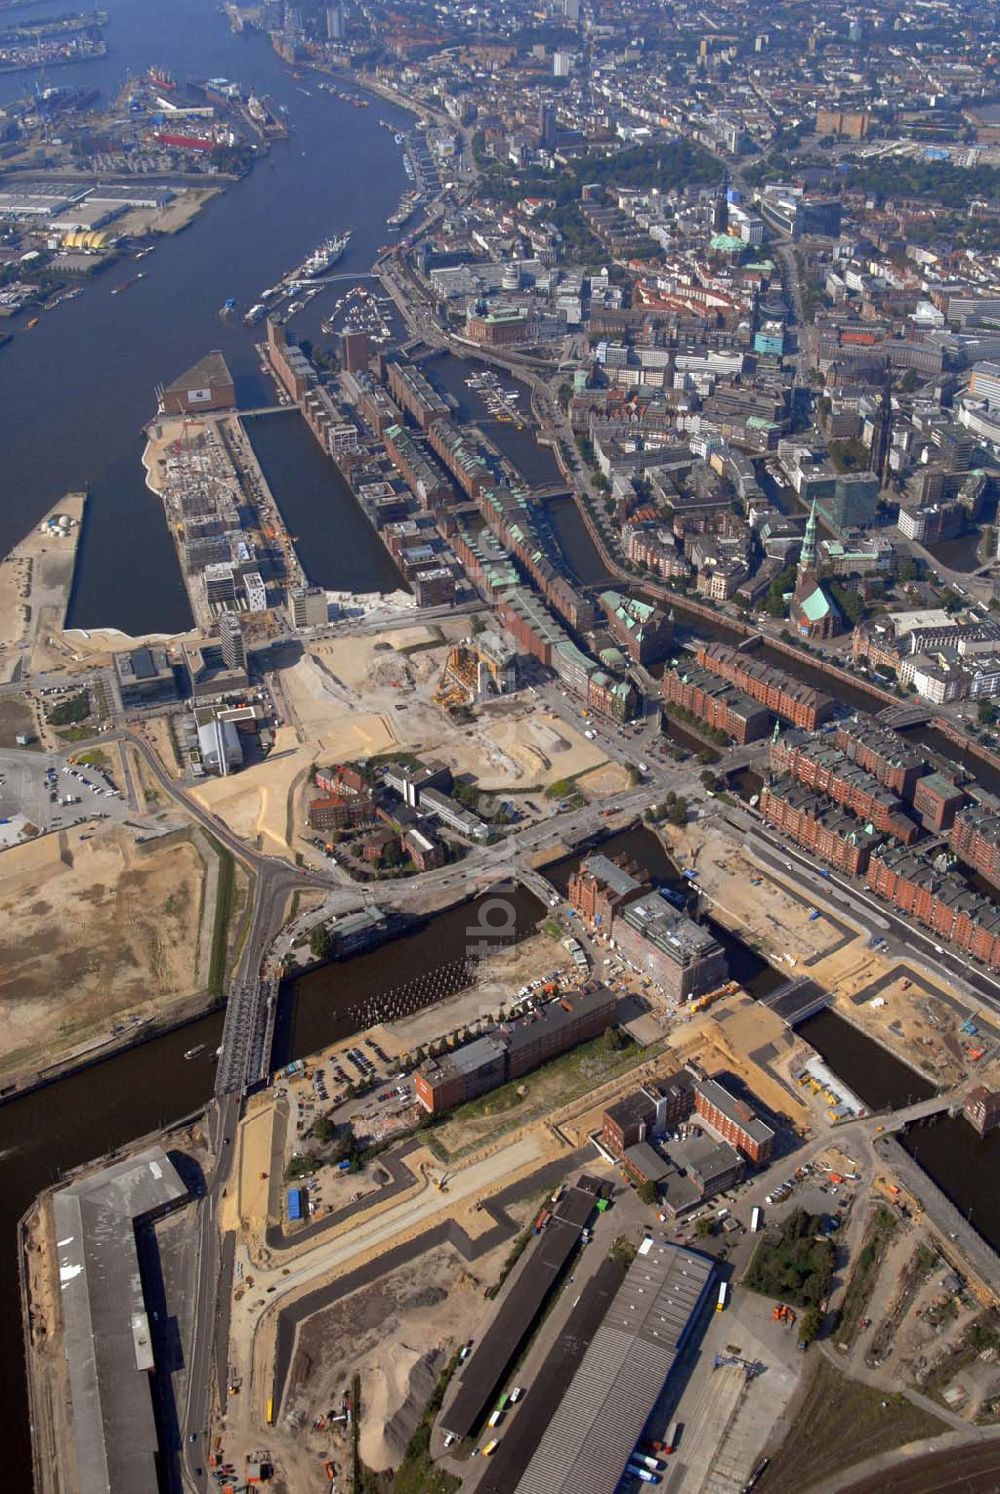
420;351;563;489
796;1009;935;1111
545;493;616;589
897;722;1000;800
900;1112;1000;1255
540;823;784;998
660;712;721;762
244;410;405;595
275;884;544;1063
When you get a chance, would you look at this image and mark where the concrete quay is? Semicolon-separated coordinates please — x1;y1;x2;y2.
0;490;87;683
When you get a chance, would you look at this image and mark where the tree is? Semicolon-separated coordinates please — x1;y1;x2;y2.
829;438;869;474
765;566;796;618
979;700;998;727
827;581;865;625
601;1025;628;1053
309;925;332;961
798;1306;823;1345
695;1217;714;1238
637;1180;658;1207
47;691;91;726
667;799;687;827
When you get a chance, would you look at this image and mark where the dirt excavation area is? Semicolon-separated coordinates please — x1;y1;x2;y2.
0;823;214;1083
281;626;608;791
278;1237;514;1489
203;623;613;862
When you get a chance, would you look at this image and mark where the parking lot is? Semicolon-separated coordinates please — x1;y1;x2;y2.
0;746;130;839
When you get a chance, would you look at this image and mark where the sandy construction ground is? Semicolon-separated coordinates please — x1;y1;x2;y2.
0;553;30;679
576;760;633;798
116;186;220;237
277;1239;513;1487
0;824;211;1082
666;819;850;966
190;726;315;856
664;818;987;1093
283;637;606;793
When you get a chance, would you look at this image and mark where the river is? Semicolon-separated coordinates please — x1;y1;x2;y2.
0;0;411;634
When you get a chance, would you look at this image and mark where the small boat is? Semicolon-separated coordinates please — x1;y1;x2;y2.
26;317;39;328
184;1044;206;1060
111;273;144;296
219;296;238;317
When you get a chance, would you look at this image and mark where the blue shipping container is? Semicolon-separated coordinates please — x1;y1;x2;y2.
287;1187;302;1221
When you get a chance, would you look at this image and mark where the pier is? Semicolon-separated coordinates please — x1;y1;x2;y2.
0;490;87;683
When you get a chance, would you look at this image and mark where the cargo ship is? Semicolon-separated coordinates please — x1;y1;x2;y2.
387;191;419;228
147;65;177;92
289;229;352;281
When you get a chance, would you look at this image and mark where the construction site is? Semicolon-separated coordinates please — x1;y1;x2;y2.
142;407;297;635
0;820;241;1088
660;814;1000;1111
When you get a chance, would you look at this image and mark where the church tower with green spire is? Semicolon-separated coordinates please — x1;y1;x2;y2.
790;498;840;640
799;499;818;580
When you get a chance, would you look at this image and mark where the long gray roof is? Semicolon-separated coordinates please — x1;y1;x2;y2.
514;1239;714;1494
53;1147;187;1494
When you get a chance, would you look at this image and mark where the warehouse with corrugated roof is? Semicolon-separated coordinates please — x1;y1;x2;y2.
513;1239;714;1494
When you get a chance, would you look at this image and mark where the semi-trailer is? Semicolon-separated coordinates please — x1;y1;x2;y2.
717;1280;729;1311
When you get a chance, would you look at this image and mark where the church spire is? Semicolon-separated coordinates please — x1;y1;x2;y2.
799;499;817;578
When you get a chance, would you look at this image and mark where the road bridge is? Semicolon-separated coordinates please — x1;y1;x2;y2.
877;705;933;727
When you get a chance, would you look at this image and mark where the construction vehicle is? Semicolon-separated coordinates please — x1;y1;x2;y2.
772;1303;796;1328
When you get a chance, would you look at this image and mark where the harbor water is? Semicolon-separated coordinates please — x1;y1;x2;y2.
244;410;405;595
0;0;411;634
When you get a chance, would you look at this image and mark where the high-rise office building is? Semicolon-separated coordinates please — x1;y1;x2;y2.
538;101;557;147
290;585;328;629
219;611;246;673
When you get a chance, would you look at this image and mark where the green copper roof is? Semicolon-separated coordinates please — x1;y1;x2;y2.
799;585;831;622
